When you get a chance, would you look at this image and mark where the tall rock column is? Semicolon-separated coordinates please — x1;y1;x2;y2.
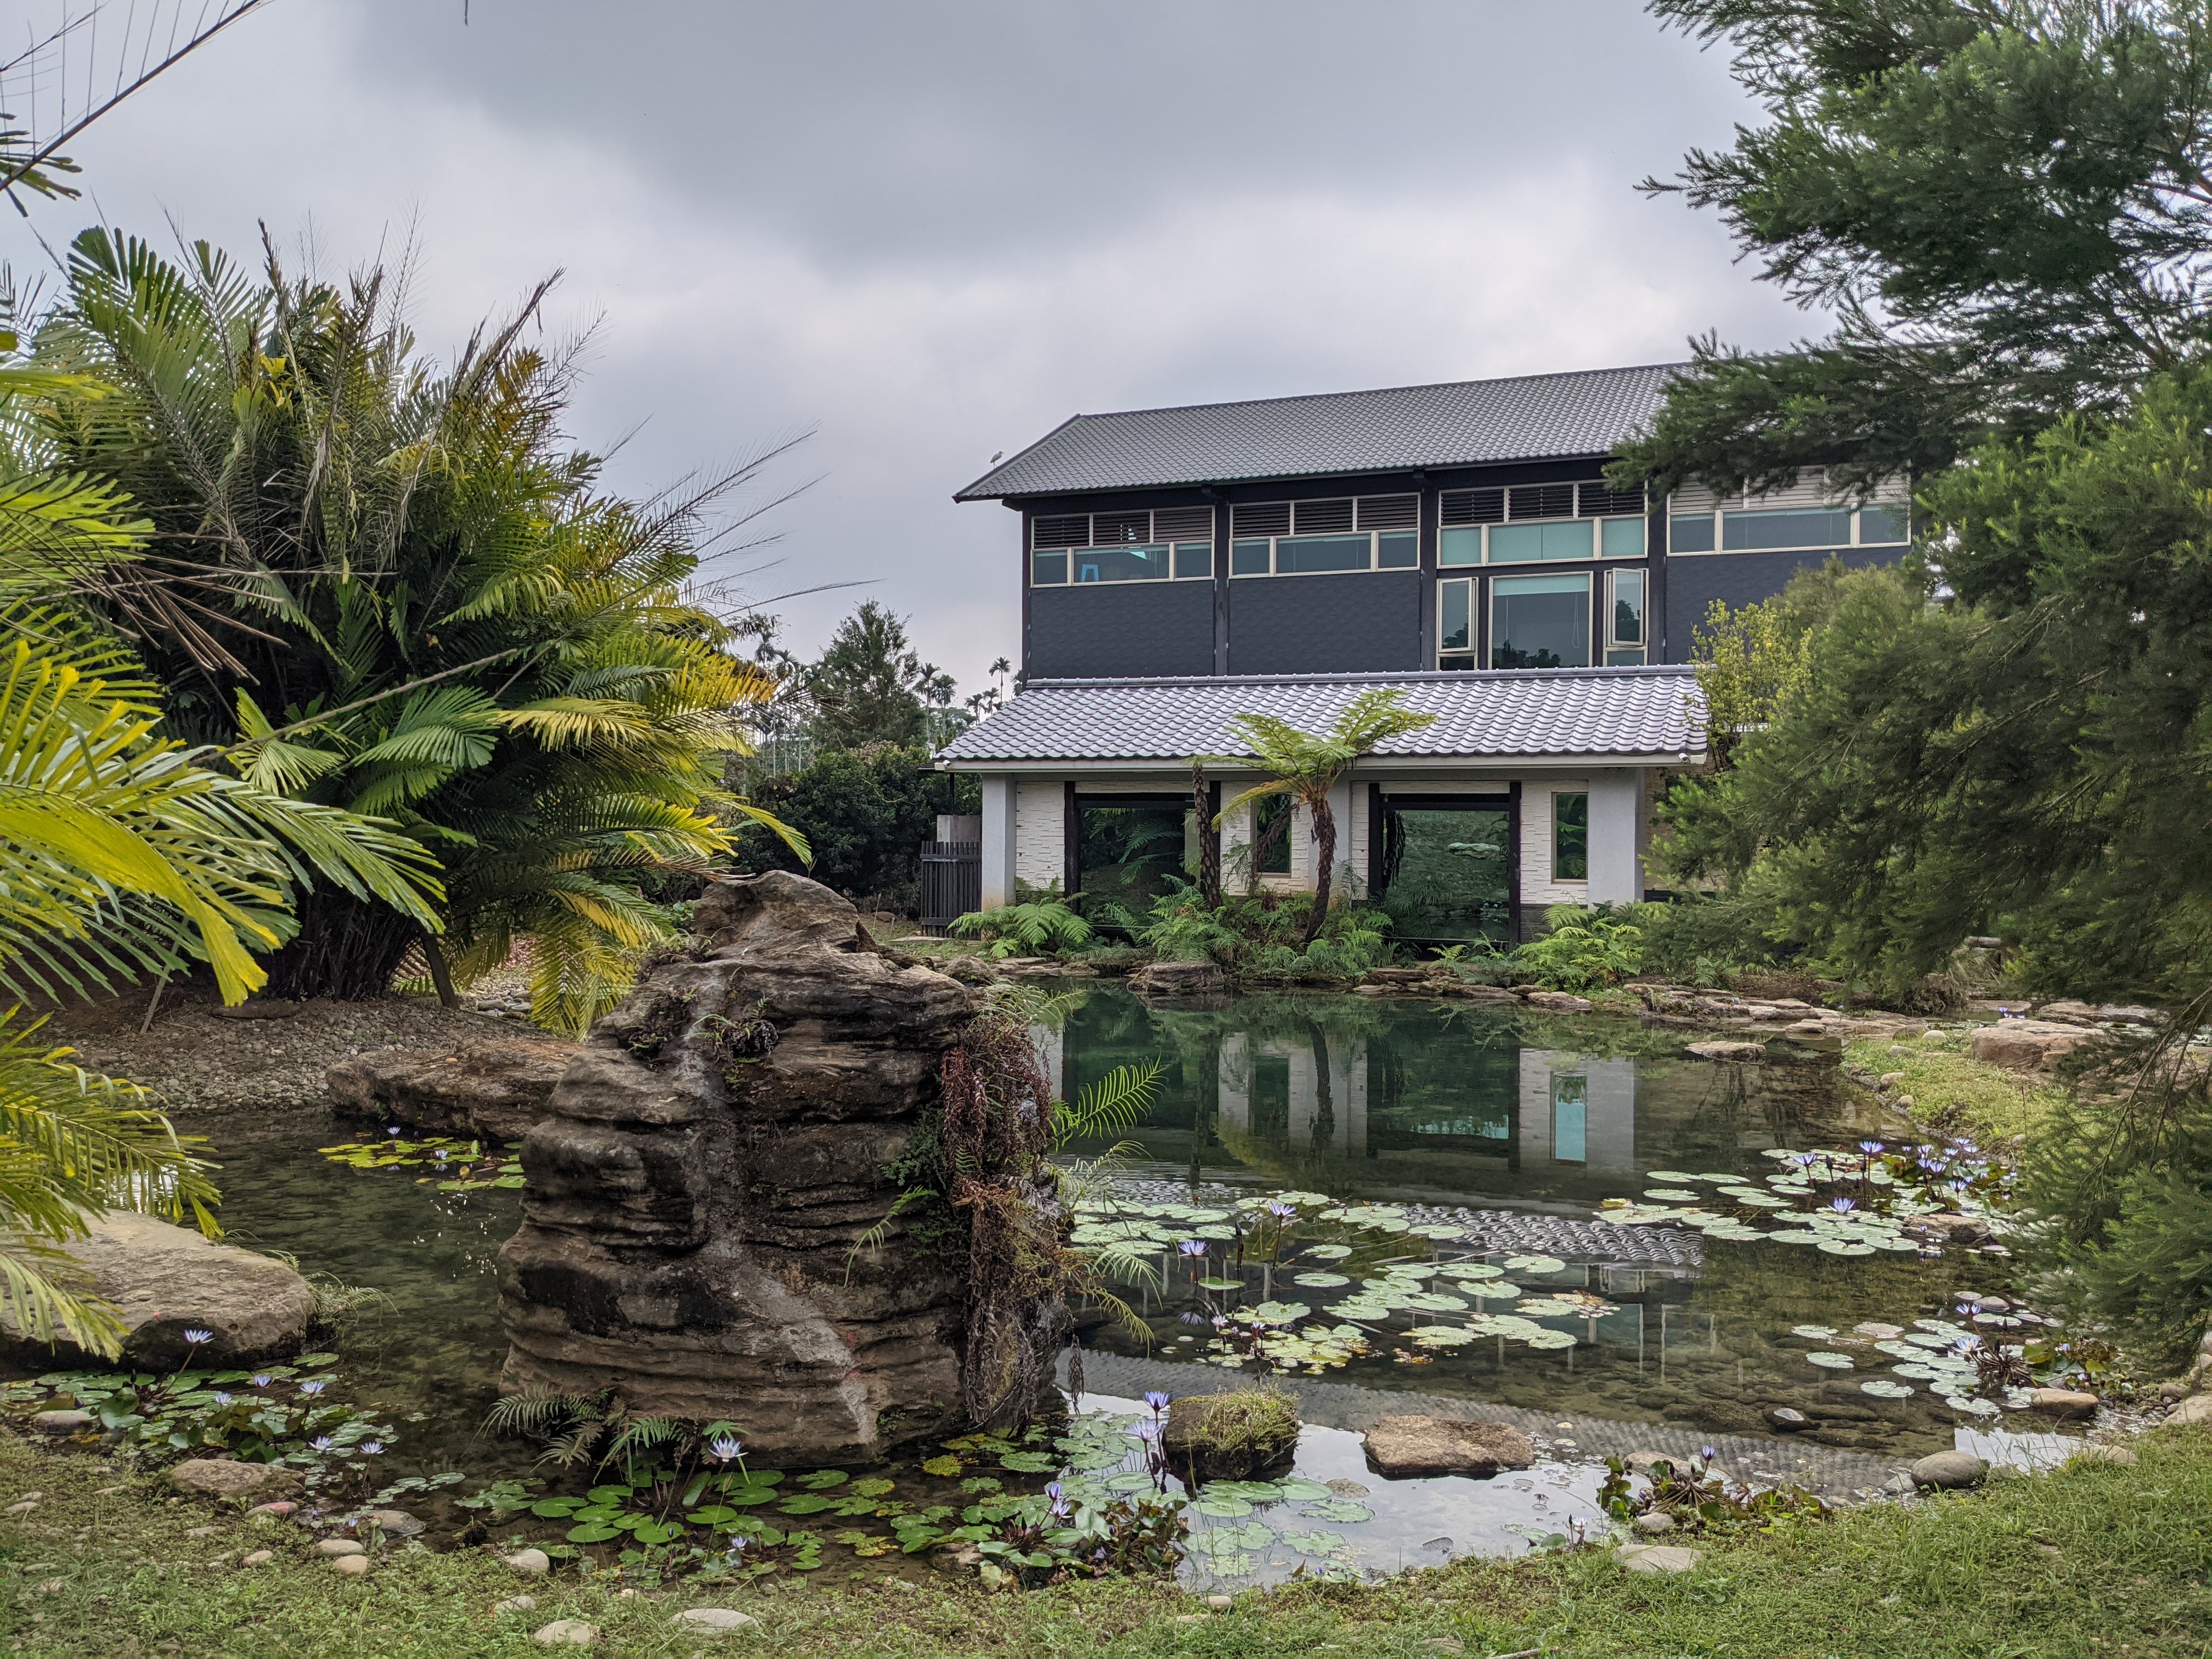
496;872;1007;1460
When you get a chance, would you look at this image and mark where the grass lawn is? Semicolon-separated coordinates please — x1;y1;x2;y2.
4;1427;2208;1658
1843;1028;2070;1146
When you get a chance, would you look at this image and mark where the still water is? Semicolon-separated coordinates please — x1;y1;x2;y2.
149;986;2055;1583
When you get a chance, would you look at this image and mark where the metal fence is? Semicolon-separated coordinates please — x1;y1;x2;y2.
918;840;980;933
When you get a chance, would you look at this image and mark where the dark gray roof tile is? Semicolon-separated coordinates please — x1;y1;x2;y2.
936;668;1706;766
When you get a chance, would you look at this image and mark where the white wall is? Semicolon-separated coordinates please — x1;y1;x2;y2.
1013;780;1064;893
1586;768;1645;905
1520;780;1589;909
979;776;1017;909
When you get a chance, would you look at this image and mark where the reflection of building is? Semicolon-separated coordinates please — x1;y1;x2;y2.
1216;1031;1368;1156
1517;1051;1637;1176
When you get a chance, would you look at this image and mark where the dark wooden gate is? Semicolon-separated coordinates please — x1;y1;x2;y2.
918;840;980;933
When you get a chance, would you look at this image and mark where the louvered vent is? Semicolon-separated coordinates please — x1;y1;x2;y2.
1032;514;1088;549
1577;481;1644;516
1508;484;1576;520
1232;501;1291;537
1092;509;1152;544
1153;505;1214;540
1292;498;1355;534
1668;483;1720;514
1440;488;1504;525
1356;494;1417;529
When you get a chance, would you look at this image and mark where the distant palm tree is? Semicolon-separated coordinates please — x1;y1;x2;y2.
1212;689;1437;945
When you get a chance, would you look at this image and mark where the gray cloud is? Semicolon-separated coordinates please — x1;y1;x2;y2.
29;0;1813;692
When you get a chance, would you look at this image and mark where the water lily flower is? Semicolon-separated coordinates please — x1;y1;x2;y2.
251;1374;272;1389
726;1534;748;1558
310;1436;335;1453
1177;1239;1209;1257
386;1126;402;1137
709;1434;744;1462
211;1391;233;1407
1859;1140;1884;1155
360;1441;383;1456
1701;1444;1717;1462
1179;1312;1207;1327
183;1328;213;1347
1829;1197;1856;1214
1133;1420;1161;1441
433;1149;449;1162
299;1380;328;1396
1265;1201;1298;1220
1143;1391;1171;1413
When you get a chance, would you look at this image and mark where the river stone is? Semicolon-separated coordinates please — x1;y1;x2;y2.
1911;1451;1987;1489
29;1410;94;1435
532;1621;599;1647
1616;1543;1700;1573
170;1460;302;1501
1766;1407;1809;1431
673;1608;760;1633
1362;1415;1535;1478
1687;1040;1765;1061
1523;990;1593;1012
496;1595;539;1614
496;871;1065;1460
330;1554;370;1576
1905;1212;1993;1248
2028;1388;2100;1419
327;1033;582;1139
1633;1511;1676;1534
1971;1020;2100;1074
314;1538;365;1558
241;1550;274;1567
2166;1393;2212;1426
501;1548;552;1576
361;1509;424;1538
0;1212;314;1368
1127;960;1226;996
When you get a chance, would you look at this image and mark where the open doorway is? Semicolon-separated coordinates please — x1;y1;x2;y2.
1372;791;1518;944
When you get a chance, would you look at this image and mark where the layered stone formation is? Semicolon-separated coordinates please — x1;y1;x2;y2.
497;872;1025;1460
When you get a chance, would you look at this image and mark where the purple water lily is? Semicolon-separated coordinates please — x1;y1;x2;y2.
211;1391;233;1407
251;1374;272;1389
299;1380;328;1396
1829;1196;1856;1215
1132;1419;1161;1441
1265;1201;1298;1220
1143;1391;1171;1413
1859;1140;1885;1155
1176;1239;1209;1257
309;1436;334;1453
183;1328;213;1347
386;1126;402;1137
1179;1312;1208;1327
709;1434;744;1462
360;1441;383;1457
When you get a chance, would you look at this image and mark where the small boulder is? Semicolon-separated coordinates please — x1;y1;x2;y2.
674;1608;760;1634
1127;960;1226;996
1904;1212;1993;1248
1910;1451;1987;1489
495;1595;539;1614
1163;1391;1301;1481
170;1460;302;1502
533;1621;599;1647
330;1554;370;1576
2027;1388;2100;1419
501;1547;552;1576
2032;1000;2102;1026
1971;1020;2098;1075
1766;1407;1809;1431
29;1410;94;1435
360;1508;424;1538
1362;1415;1535;1479
1633;1511;1676;1534
1616;1543;1700;1574
1687;1040;1765;1062
241;1550;274;1567
2166;1393;2212;1427
1523;990;1593;1012
314;1538;365;1558
2;1212;314;1368
1623;1448;1674;1472
246;1501;296;1519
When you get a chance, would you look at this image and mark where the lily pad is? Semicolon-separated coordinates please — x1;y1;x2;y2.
1300;1498;1375;1523
1502;1255;1566;1275
1807;1352;1856;1369
1293;1273;1350;1288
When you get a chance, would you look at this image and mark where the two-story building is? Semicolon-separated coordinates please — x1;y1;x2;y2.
936;362;1909;939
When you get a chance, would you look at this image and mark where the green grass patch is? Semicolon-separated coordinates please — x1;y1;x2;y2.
5;1428;2210;1656
1846;1028;2070;1145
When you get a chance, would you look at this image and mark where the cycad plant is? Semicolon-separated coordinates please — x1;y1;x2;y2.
0;603;442;1351
32;229;803;1030
1211;688;1436;944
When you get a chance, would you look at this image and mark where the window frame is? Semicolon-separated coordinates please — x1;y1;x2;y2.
1665;497;1912;557
1604;567;1646;666
1490;571;1593;670
1030;538;1215;587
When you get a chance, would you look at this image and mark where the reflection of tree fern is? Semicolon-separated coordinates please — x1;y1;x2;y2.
843;1186;938;1283
1050;1059;1163;1147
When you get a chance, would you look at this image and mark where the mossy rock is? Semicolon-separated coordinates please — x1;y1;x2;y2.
1161;1390;1300;1482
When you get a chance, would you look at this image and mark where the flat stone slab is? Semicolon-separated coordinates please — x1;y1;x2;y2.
1617;1543;1700;1573
1363;1415;1534;1478
1;1211;313;1368
170;1459;302;1501
533;1621;599;1647
1688;1040;1765;1061
674;1608;760;1633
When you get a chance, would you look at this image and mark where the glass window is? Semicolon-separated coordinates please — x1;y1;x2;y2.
1551;1074;1587;1164
1232;539;1272;575
1377;531;1418;569
1440;578;1471;653
1609;568;1644;646
1601;516;1646;557
1439;526;1482;567
1031;550;1068;585
1670;512;1716;552
1439;654;1478;671
1722;508;1854;551
1274;533;1370;574
1173;541;1213;579
1073;543;1170;583
1488;519;1594;563
1859;505;1909;545
1492;573;1591;669
1254;795;1291;873
1553;791;1589;881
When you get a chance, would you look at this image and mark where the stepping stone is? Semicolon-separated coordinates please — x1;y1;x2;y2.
1910;1451;1987;1489
1616;1543;1700;1574
533;1621;599;1647
674;1609;758;1634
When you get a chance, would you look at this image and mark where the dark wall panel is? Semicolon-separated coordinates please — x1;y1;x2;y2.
1660;547;1898;663
1227;573;1423;674
1028;582;1215;679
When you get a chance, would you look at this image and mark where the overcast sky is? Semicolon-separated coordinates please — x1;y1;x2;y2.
22;0;1814;693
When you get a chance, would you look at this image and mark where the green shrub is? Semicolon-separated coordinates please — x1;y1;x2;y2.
1623;890;1802;986
950;890;1093;958
1513;905;1642;991
1138;884;1392;982
738;744;974;912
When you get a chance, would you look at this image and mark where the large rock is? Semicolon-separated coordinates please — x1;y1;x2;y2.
1127;960;1225;996
1910;1451;1987;1489
1;1212;314;1368
1161;1391;1301;1481
497;872;1064;1462
170;1459;303;1501
2167;1393;2212;1427
1971;1020;2100;1074
327;1034;582;1139
1362;1415;1535;1478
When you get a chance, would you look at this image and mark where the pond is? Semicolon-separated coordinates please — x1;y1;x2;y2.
7;986;2071;1589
